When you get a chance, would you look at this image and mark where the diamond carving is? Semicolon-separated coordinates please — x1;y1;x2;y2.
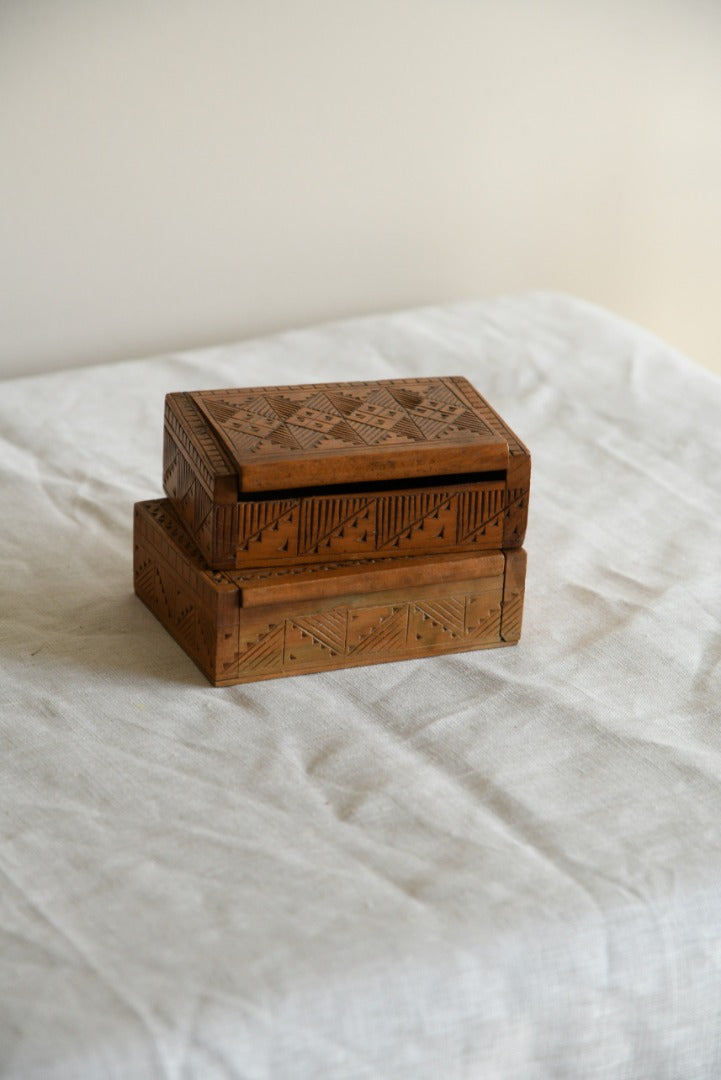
192;379;496;461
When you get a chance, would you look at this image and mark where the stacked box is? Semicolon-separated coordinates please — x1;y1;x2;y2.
135;376;530;685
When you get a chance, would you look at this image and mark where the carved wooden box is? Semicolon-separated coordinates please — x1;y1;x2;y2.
134;500;526;686
163;376;530;569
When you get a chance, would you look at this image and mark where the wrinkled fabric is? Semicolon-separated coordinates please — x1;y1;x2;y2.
1;292;721;1079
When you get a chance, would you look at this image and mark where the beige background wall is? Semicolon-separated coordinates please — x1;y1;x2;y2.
2;0;720;380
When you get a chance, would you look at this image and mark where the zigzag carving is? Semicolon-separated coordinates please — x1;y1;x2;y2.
219;484;515;566
238;501;297;549
456;487;506;542
464;592;503;641
237;623;285;673
287;609;347;656
191;377;501;459
376;492;455;549
298;497;371;554
413;597;466;639
348;606;408;654
465;609;502;641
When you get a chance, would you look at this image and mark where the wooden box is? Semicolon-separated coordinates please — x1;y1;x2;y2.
134;499;526;686
163;376;530;569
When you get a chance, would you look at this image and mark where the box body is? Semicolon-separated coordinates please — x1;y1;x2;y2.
163;376;530;569
134;500;527;686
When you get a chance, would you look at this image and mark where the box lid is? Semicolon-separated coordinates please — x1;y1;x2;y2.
182;376;510;493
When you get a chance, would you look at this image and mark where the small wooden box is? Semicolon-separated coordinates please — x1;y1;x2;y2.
163;376;530;569
134;500;526;686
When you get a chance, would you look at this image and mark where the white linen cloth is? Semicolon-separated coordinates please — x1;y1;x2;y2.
1;292;721;1079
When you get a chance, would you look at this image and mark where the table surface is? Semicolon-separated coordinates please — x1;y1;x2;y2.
2;292;721;1079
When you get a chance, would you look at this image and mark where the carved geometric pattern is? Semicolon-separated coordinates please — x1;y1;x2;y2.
412;597;467;640
135;503;241;683
411;594;502;645
134;556;162;609
256;486;509;566
237;501;298;554
375;492;455;549
234;591;504;679
213;505;238;557
134;559;197;651
499;594;524;643
504;488;526;514
167;469;513;567
192;378;497;461
236;624;285;674
503;487;529;544
289;610;347;655
164;416;226;561
298;497;372;555
139;503;198;565
456;487;507;542
164;394;234;493
346;605;409;655
464;597;503;641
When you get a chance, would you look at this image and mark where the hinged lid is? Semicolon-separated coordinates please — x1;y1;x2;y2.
186;376;510;493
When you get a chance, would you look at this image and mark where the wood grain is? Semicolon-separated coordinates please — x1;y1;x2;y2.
134;499;526;686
